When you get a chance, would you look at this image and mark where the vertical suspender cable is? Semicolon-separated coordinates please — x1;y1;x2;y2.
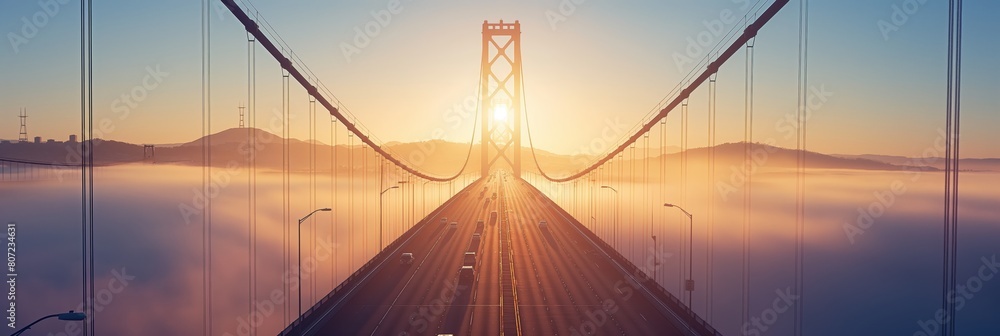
201;0;213;333
363;142;368;257
245;29;257;336
794;0;809;334
378;158;382;249
281;67;290;325
252;37;259;336
660;118;666;289
85;0;95;333
742;19;756;330
645;134;650;280
631;145;636;262
681;99;688;300
79;0;93;334
88;0;94;327
942;1;962;335
200;4;207;333
941;0;954;329
348;134;354;272
310;94;317;303
707;72;717;322
87;0;94;331
950;3;962;335
330;117;340;291
942;2;954;334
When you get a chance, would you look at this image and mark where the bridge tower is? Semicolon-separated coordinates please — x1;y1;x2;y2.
143;144;155;163
480;20;522;179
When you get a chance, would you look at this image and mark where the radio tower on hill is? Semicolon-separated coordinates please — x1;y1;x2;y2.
18;108;27;142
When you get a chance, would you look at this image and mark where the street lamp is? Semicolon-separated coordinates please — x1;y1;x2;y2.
600;185;619;250
664;203;694;309
379;185;400;251
651;234;659;285
396;180;410;239
298;207;331;318
11;311;86;336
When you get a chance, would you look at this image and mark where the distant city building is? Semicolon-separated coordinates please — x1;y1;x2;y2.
46;139;56;143
69;134;77;143
0;140;9;144
33;136;41;144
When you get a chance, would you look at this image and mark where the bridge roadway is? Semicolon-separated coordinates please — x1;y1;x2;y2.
296;173;699;336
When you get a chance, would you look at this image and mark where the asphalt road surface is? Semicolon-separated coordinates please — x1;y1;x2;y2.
305;173;694;336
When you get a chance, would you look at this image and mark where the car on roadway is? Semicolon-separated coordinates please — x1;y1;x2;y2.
400;252;414;265
463;251;476;267
469;234;482;252
475;220;485;234
459;265;475;284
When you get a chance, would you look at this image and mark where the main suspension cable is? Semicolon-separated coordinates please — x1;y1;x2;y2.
219;0;475;182
520;0;790;183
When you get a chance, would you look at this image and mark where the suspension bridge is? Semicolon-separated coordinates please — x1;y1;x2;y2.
24;0;976;335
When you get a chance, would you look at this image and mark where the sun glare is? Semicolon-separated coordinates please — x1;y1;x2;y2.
493;104;509;122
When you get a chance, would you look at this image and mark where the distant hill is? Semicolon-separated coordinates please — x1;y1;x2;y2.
694;142;917;171
1;129;996;175
181;127;324;148
832;154;1000;172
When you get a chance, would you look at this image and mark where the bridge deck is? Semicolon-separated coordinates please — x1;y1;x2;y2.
286;175;711;336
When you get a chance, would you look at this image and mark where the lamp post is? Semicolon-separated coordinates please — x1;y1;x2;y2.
590;178;597;232
11;311;85;336
600;185;619;250
664;203;694;309
379;185;400;251
651;234;658;285
397;180;409;237
298;207;331;317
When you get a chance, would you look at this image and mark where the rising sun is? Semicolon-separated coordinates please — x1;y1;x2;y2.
493;103;509;122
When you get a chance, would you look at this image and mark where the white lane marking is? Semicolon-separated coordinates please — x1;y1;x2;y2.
369;182;484;336
300;182;477;335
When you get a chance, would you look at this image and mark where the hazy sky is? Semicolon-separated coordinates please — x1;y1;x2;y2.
0;0;997;157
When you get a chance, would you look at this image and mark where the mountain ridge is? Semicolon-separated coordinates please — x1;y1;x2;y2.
1;128;997;174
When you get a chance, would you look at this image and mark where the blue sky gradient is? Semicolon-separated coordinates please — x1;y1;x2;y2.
0;0;997;157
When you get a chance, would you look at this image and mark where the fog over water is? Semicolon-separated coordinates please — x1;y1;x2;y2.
1;164;997;335
1;164;471;335
533;167;1000;336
